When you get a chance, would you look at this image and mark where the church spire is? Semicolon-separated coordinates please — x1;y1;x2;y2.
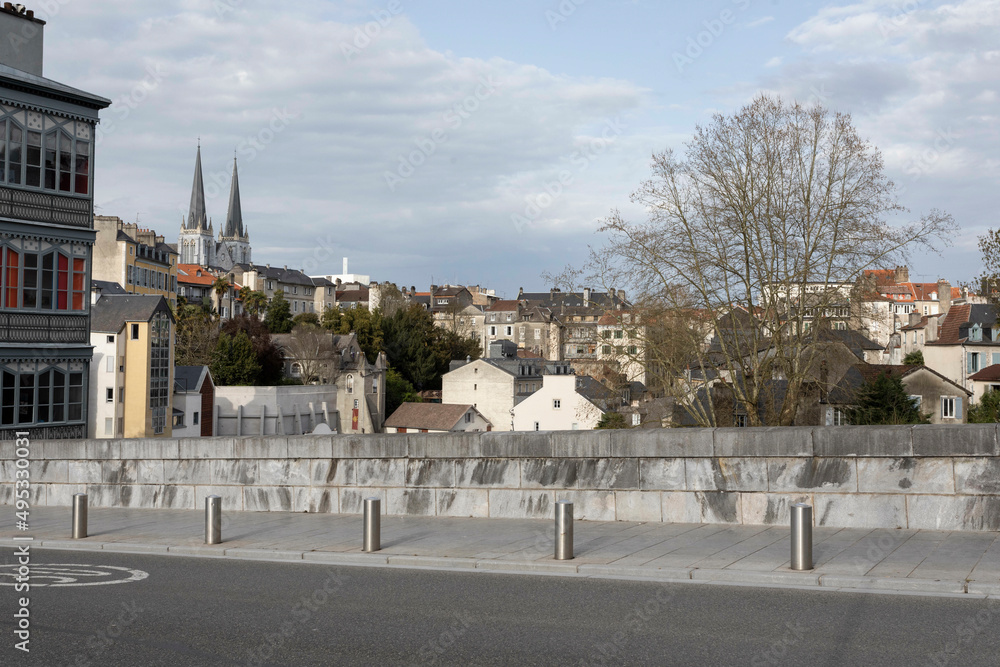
223;157;244;238
186;144;208;230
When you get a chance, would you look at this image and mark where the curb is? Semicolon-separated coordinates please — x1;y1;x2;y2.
25;540;989;600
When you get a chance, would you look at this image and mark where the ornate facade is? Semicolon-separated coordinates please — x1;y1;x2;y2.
177;149;250;271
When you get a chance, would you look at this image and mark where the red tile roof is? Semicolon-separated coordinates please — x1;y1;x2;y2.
929;304;971;345
970;365;1000;382
385;403;484;431
177;264;217;286
487;300;519;311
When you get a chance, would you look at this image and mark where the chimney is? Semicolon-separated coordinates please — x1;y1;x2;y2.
938;278;951;314
518;287;523;298
0;4;45;76
895;266;909;283
430;284;437;295
343;257;348;275
909;311;922;327
583;287;591;306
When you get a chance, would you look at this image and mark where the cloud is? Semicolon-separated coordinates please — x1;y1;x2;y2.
746;16;774;29
40;1;645;295
764;56;782;68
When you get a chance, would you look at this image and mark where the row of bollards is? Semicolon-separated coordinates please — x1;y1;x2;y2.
70;492;813;568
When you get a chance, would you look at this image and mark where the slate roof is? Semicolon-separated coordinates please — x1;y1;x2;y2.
385;403;485;431
186;145;208;230
519;290;630;310
90;295;171;333
487;300;520;312
174;366;210;393
222;158;244;238
91;280;127;295
928;304;998;345
828;364;970;404
970;365;1000;382
249;264;315;286
0;63;112;111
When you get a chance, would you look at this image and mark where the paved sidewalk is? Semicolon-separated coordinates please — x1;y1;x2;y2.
5;506;1000;598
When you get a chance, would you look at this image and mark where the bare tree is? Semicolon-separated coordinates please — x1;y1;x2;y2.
287;324;337;385
590;95;955;426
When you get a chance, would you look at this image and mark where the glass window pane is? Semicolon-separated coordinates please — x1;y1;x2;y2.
58;133;71;191
57;253;68;310
75;140;89;194
0;119;7;182
8;125;21;184
41;252;53;309
25;130;40;187
44;132;56;190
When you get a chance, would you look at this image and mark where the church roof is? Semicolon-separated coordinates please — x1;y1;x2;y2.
222;158;245;239
186;145;208;230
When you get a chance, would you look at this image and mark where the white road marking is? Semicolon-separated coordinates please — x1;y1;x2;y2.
0;563;148;587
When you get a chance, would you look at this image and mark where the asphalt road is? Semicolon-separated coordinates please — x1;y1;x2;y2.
1;549;998;666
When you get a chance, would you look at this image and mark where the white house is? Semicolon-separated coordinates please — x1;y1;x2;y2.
511;373;612;431
384;403;492;434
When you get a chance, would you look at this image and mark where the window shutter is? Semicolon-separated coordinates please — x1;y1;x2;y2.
968;352;974;373
993;352;1000;366
956;396;963;419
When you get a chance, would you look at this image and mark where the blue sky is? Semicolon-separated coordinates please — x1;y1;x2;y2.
36;0;1000;296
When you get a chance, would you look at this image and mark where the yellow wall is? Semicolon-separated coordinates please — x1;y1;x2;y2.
121;320;173;439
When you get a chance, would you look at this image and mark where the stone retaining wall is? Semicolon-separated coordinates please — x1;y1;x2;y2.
3;425;1000;531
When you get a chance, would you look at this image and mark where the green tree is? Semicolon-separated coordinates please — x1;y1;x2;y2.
293;312;320;327
221;315;285;385
174;299;219;367
210;331;261;386
902;350;925;365
385;367;421;416
845;372;930;425
264;289;294;334
243;290;268;318
969;390;1000;423
322;305;384;363
212;275;231;317
595;412;629;429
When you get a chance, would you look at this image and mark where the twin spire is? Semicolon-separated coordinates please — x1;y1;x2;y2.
184;145;246;241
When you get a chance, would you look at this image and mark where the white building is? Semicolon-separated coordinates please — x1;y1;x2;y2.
384;403;492;433
511;374;611;431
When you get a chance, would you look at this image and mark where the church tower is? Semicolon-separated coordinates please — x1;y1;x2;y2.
218;158;251;266
177;145;216;267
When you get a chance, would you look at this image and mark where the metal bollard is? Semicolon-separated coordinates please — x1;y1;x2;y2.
790;503;813;571
72;493;88;539
205;495;222;545
363;497;381;552
555;500;574;560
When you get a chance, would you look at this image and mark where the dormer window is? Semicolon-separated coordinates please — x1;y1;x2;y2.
971;324;982;342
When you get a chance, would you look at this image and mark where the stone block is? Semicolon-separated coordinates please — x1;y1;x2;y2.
813;426;913;457
520;459;579;489
912;424;999;457
311;459;354;486
576;458;639;490
194;485;243;511
243;486;293;512
87;439;119;460
387;488;435;516
408;433;480;458
615;491;662;522
714;427;814;457
694;491;742;523
339;487;387;514
612;428;714;458
487;489;553;519
480;431;552;458
86;484;123;508
639;458;687;491
0;439;14;460
905;495;1000;531
813;493;906;529
163;459;213;485
455;459;520;488
332;434;408;459
767;458;857;493
120;438;179;460
120;484;164;508
159;485;196;509
30;460;68;483
102;460;137;485
44;483;88;507
68;461;104;484
405;459;455;488
954;459;1000;495
555;489;616;521
235;436;288;459
300;487;338;513
254;459;308;486
178;437;235;459
740;492;812;525
856;458;954;494
435;489;489;517
661;491;704;523
355;459;407;486
136;460;164;484
686;458;768;492
40;439;88;460
286;435;335;459
210;459;259;485
550;430;612;457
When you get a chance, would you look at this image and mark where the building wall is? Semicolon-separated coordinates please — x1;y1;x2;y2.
9;425;1000;532
214;385;337;436
442;360;515;431
512;375;603;431
902;371;969;424
88;332;124;438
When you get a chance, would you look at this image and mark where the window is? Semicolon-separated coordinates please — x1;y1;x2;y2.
1;364;84;428
628;346;638;355
490;314;496;322
104;417;113;435
909;395;922;409
832;408;848;426
118;385;124;402
506;314;512;321
149;313;169;434
131;323;139;340
833;322;847;331
489;326;496;336
105;387;113;403
735;414;748;427
971;352;981;373
602;345;612;355
632;413;641;426
0;245;85;311
127;265;133;285
614;330;623;339
553;399;561;409
534;422;539;431
106;335;114;344
941;397;957;419
347;374;354;394
193;411;199;425
505;326;512;336
290;363;302;378
372;376;379;393
465;412;472;423
571;422;579;430
106;356;114;373
534;329;541;340
923;305;929;315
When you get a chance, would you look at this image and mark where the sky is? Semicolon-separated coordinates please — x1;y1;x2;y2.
35;0;1000;298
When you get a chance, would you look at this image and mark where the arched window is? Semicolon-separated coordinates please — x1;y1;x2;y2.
347;374;354;394
291;363;302;378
